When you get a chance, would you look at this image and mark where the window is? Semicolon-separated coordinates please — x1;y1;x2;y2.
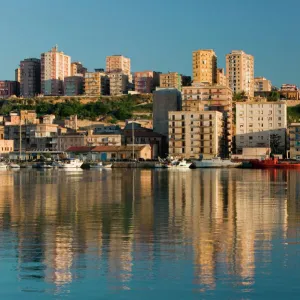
249;136;253;140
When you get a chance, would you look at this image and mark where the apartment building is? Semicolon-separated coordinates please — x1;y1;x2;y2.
168;111;223;159
182;83;233;157
71;62;87;76
20;58;41;97
217;68;227;86
254;77;272;92
0;81;18;98
84;72;109;96
280;84;299;100
106;55;131;82
236;101;287;154
41;45;71;96
15;68;20;83
159;72;182;90
226;50;254;97
108;72;128;96
134;71;160;93
288;123;300;159
192;49;217;84
64;76;84;96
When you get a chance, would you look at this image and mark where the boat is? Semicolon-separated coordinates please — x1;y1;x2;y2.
9;163;21;169
192;157;242;168
168;159;192;169
0;162;8;169
154;162;168;169
37;162;53;169
59;158;83;169
251;157;300;169
90;162;103;169
103;164;112;169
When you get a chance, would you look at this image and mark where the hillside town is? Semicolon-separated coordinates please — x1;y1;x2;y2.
1;46;300;162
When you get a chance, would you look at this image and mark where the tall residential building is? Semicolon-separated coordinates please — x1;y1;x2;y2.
108;72;128;96
41;45;71;96
217;68;227;86
182;83;233;157
235;101;287;154
71;62;87;76
159;72;182;91
192;49;217;84
153;89;182;137
64;76;84;96
84;72;109;96
254;77;272;92
226;50;254;97
0;81;18;98
106;55;131;82
168;111;223;159
134;71;160;93
20;58;41;97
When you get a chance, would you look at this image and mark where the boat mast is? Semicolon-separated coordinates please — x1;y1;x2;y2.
19;113;21;161
132;120;134;160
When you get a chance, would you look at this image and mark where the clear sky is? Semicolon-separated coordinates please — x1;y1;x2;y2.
0;0;299;87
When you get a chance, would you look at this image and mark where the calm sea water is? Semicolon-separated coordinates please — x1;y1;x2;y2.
0;168;300;299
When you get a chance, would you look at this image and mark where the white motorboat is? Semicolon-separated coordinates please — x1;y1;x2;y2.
192;157;242;168
9;163;21;169
168;159;192;169
0;162;8;169
90;162;103;169
60;158;83;169
103;163;112;169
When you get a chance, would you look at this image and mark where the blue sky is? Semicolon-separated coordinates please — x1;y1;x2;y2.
0;0;298;87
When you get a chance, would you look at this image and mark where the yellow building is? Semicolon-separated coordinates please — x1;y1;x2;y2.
192;49;217;84
159;72;182;90
106;55;131;82
84;72;109;96
217;68;227;86
226;50;254;97
168;110;223;159
71;62;87;76
254;77;272;92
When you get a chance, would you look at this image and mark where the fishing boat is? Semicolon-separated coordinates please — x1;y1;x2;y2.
192;157;242;168
251;157;300;169
9;163;21;169
168;159;192;169
90;162;103;169
59;158;83;169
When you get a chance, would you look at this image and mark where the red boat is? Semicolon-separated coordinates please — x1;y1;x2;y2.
251;157;300;169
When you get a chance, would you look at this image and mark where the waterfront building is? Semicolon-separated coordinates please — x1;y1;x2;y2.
0;81;18;98
280;84;299;100
84;71;109;96
217;68;227;86
159;72;182;91
226;50;254;97
123;123;166;158
41;45;71;96
64;75;84;96
182;83;233;157
168;110;224;159
71;62;87;76
108;72;128;96
288;123;300;159
106;55;131;82
153;88;182;137
86;130;122;147
57;133;86;152
192;49;217;84
254;77;272;92
20;58;41;97
134;71;160;93
235;101;287;154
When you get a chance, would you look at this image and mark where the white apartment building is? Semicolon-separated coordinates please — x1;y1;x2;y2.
168;110;224;159
236;101;287;154
226;50;254;97
41;45;71;96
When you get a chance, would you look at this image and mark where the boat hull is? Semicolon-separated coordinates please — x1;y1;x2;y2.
192;160;241;168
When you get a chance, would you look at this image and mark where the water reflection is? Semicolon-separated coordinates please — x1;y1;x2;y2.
0;169;299;297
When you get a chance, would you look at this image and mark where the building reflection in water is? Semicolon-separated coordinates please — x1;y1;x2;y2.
0;168;294;293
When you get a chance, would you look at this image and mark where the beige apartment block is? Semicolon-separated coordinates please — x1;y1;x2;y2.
15;68;21;83
226;50;254;97
236;101;287;154
288;123;300;159
182;83;233;156
217;68;227;86
254;77;272;92
108;72;129;96
106;55;131;82
168;110;223;159
71;62;87;76
192;49;217;84
84;72;109;96
159;72;182;90
134;71;160;93
41;45;71;96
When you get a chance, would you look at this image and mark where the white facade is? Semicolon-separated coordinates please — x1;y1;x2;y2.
236;102;287;154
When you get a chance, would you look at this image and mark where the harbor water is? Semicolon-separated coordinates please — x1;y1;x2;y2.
0;168;300;299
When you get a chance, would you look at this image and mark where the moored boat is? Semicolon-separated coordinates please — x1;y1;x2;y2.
168;159;192;169
0;162;8;169
90;162;103;169
59;158;83;169
251;158;300;169
9;163;21;169
192;157;242;168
